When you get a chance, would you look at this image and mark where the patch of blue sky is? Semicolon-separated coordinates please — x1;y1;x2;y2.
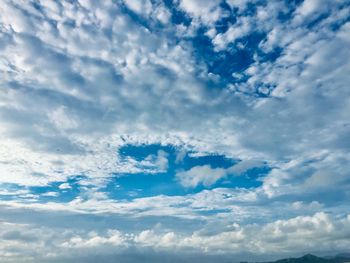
3;142;269;203
182;26;278;92
277;0;305;22
119;144;174;161
108;144;270;200
305;12;330;29
104;166;269;201
28;176;83;203
163;0;191;26
119;143;236;169
257;47;283;63
190;30;255;84
190;29;284;98
330;16;350;31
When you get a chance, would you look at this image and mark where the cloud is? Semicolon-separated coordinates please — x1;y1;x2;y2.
142;150;169;171
0;211;349;262
293;0;330;23
176;165;227;188
61;229;126;248
124;0;152;15
212;16;252;51
227;160;265;175
131;212;350;256
178;0;223;24
0;0;350;260
48;106;79;131
58;183;71;190
176;160;265;188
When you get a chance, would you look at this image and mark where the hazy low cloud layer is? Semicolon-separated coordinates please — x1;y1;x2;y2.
1;207;349;262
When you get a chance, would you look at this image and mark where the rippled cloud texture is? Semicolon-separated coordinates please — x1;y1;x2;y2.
1;0;350;262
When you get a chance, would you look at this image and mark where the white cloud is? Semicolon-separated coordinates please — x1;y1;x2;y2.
226;0;252;12
293;0;332;25
142;150;169;171
227;160;265;175
0;0;350;260
1;212;349;261
176;160;265;188
178;0;223;25
212;16;251;51
41;191;59;197
48;106;79;130
124;0;153;16
155;150;169;171
176;165;226;188
58;183;71;190
61;229;126;248
154;6;171;24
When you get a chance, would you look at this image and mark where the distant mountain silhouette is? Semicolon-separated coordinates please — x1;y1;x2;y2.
265;254;350;263
335;253;350;259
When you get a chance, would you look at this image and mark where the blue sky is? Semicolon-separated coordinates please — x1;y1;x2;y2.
0;0;350;262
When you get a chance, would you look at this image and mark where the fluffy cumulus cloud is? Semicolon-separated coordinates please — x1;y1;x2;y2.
0;210;350;262
176;160;265;188
176;165;227;188
0;0;350;261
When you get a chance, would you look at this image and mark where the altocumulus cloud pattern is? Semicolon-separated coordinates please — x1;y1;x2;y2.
0;0;350;262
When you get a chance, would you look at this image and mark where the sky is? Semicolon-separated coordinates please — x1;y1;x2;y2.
0;0;350;262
